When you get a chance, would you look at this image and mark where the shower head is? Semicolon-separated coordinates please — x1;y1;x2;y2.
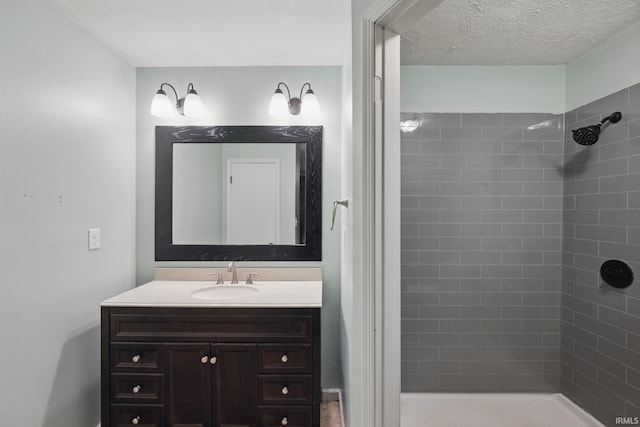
572;111;622;145
572;125;601;146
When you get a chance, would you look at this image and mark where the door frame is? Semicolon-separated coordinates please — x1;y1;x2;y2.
360;1;445;426
226;158;281;245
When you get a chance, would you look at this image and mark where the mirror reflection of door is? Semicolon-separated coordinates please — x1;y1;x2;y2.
226;159;280;244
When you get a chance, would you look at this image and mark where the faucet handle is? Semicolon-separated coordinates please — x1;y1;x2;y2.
209;272;224;284
246;272;259;285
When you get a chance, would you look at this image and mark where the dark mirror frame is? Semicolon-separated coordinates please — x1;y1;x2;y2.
155;125;322;261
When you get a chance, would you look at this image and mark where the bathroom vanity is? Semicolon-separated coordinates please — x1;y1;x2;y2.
101;270;322;427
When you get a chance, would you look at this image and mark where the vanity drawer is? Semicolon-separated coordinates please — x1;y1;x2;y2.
110;309;313;343
110;404;163;427
258;375;312;405
110;343;163;372
258;406;312;427
259;344;312;374
111;373;163;403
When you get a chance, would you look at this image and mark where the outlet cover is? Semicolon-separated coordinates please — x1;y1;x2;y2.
88;228;101;250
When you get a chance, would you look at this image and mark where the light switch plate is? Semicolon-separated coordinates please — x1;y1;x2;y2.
88;228;100;250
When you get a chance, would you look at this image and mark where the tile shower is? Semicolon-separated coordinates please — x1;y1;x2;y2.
400;83;640;427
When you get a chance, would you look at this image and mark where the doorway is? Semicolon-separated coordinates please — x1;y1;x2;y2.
226;158;281;245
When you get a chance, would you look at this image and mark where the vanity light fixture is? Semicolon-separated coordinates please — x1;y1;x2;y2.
269;82;320;117
151;82;204;118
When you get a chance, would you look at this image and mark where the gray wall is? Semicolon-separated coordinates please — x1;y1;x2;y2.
0;0;136;425
401;113;564;392
136;66;343;388
561;84;640;426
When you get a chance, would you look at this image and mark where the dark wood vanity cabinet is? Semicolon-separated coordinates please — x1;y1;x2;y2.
101;307;321;427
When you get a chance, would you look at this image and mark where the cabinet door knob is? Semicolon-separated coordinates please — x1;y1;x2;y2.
132;416;140;425
281;416;288;426
132;385;141;394
281;354;288;363
201;355;209;364
281;386;289;395
131;354;141;363
210;356;217;365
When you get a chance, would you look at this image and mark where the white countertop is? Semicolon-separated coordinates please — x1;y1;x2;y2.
101;280;323;308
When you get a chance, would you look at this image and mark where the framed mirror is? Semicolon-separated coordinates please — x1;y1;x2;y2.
155;125;322;261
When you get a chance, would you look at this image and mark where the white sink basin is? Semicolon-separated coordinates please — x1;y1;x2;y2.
191;285;259;300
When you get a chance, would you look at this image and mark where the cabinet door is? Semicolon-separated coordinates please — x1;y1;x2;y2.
165;343;212;427
212;344;258;427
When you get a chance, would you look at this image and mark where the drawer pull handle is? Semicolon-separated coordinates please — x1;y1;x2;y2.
281;416;288;426
281;386;289;395
132;385;141;394
281;354;288;363
132;416;140;425
201;356;209;364
131;354;141;363
210;356;217;365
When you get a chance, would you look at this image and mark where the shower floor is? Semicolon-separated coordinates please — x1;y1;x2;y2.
401;393;604;427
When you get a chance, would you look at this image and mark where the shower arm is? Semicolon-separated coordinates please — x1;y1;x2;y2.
599;112;623;126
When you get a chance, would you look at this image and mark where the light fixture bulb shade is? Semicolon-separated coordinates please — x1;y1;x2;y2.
183;91;204;117
150;91;174;117
269;89;289;117
301;90;320;116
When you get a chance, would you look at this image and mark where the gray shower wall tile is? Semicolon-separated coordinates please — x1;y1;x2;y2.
401;209;439;223
441;154;484;168
481;237;523;250
461;113;503;127
410;112;462;127
598;121;630;145
460;251;502;265
420;223;460;236
460;195;502;209
600;172;640;193
482;153;524;168
402;154;440;168
401;112;563;393
482;127;523;140
577;158;629;180
629;155;640;173
575;225;628;243
441;126;482;141
599;209;640;227
420;195;461;209
630;191;640;208
481;210;522;223
503;168;544;182
575;192;628;210
503;195;544;209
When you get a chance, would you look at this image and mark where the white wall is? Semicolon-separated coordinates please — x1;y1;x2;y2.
0;0;136;425
566;19;640;111
401;65;566;113
136;66;343;388
400;21;640;114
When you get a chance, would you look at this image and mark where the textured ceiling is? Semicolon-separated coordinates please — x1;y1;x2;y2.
402;0;640;65
46;0;346;67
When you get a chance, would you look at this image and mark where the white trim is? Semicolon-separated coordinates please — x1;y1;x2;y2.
382;28;402;427
360;1;444;426
359;12;377;427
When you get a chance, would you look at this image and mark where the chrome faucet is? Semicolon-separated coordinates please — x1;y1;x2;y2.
227;261;238;284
